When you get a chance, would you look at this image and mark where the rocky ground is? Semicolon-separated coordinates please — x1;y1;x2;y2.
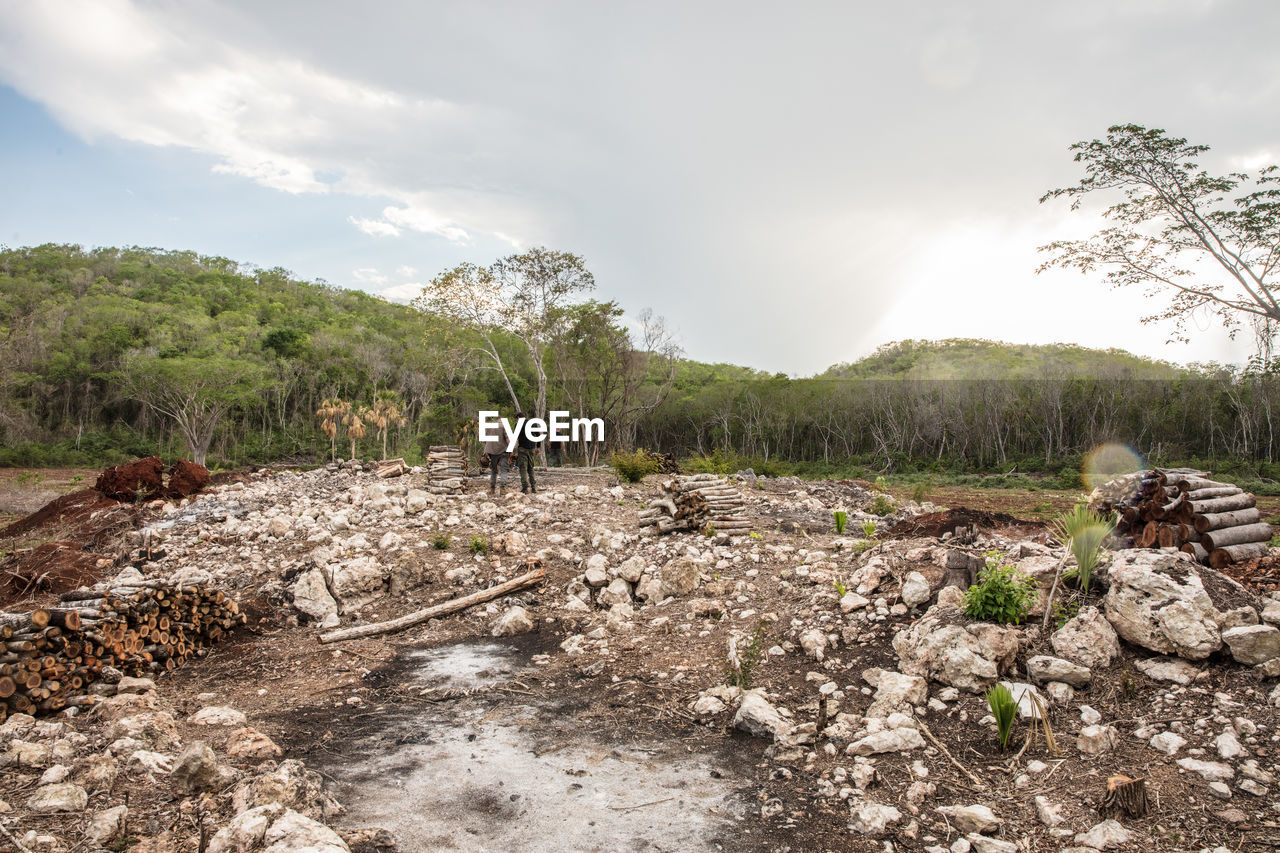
2;463;1280;852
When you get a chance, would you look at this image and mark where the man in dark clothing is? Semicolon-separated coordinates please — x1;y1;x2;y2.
481;435;510;495
514;411;538;494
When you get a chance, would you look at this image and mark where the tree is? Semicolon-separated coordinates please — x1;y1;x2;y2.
316;397;349;461
1039;124;1280;342
344;408;366;460
123;355;265;466
364;391;408;461
417;248;595;420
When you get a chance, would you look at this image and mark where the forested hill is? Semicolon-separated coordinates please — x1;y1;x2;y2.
2;243;1277;480
823;339;1183;380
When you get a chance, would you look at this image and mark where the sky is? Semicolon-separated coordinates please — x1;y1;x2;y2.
1;0;1277;375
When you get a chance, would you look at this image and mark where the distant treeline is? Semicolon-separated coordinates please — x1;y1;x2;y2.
1;244;1278;487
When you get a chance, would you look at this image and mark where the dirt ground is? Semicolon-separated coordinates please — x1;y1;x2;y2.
3;466;1280;852
0;468;99;528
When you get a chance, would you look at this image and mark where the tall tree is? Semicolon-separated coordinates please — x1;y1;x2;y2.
123;356;265;466
1039;124;1280;342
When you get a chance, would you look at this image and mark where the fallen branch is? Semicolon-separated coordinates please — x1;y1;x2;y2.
918;721;983;788
318;568;546;644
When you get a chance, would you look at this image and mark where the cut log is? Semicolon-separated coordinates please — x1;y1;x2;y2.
1193;507;1262;534
1138;522;1159;548
1209;542;1272;568
1099;774;1148;819
319;567;546;644
1183;486;1243;501
1202;523;1274;551
1181;542;1210;562
1189;493;1257;515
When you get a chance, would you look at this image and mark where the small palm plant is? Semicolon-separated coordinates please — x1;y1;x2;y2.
834;510;849;534
1052;503;1114;592
986;683;1019;751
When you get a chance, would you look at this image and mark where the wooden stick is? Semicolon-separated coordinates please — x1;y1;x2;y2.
319;568;546;644
918;721;982;788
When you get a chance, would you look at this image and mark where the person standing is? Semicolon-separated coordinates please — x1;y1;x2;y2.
481;434;510;495
514;411;538;494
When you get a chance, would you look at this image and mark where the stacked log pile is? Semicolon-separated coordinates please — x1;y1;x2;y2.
0;582;244;721
1104;469;1272;568
638;474;750;534
427;446;467;495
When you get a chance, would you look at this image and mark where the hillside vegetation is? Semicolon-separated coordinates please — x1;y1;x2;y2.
2;244;1280;488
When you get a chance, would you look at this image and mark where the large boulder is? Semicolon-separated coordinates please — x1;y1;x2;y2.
328;557;387;613
732;691;792;742
290;569;339;628
1221;624;1280;666
1104;550;1256;660
232;760;342;821
1051;606;1121;669
892;603;1020;692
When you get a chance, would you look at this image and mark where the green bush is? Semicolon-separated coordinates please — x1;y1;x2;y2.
469;535;489;555
833;510;848;533
609;449;660;483
431;532;452;550
868;494;895;516
861;520;878;539
963;551;1037;624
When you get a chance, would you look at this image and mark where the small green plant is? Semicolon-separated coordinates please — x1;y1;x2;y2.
704;524;717;538
834;579;848;597
834;510;848;533
609;449;660;483
1029;501;1054;516
1051;503;1114;592
868;494;895;516
963;551;1038;624
861;519;878;539
431;532;452;550
69;473;84;486
469;535;489;555
873;475;888;491
16;471;43;486
985;683;1019;751
911;479;932;504
748;531;762;540
726;623;767;689
1052;598;1081;629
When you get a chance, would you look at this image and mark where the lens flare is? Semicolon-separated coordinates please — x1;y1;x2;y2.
1082;443;1145;491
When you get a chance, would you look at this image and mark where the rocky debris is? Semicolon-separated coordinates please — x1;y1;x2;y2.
192;706;250;727
900;571;932;608
1025;655;1091;688
171;741;239;793
1051;606;1121;669
1034;795;1063;828
1150;731;1188;755
1220;623;1280;665
207;803;351;853
26;782;88;813
1104;550;1256;660
226;728;284;760
1076;724;1119;755
733;691;793;742
892;602;1019;692
291;569;341;628
1177;757;1235;783
85;804;129;847
491;606;535;636
847;801;902;837
659;556;702;598
233;760;343;821
1133;656;1202;685
936;804;1000;834
1074;818;1133;849
865;671;928;718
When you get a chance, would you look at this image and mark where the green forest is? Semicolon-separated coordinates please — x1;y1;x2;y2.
3;243;1280;490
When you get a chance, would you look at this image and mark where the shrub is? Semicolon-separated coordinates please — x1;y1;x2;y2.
469;535;489;555
985;683;1019;751
861;520;878;540
868;494;895;516
833;510;848;534
963;551;1037;624
725;623;767;689
431;532;452;550
610;449;660;483
912;479;931;504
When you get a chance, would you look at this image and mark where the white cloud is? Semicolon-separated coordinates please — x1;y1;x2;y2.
380;282;425;302
0;0;533;241
348;216;401;238
396;265;417;277
352;268;388;285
